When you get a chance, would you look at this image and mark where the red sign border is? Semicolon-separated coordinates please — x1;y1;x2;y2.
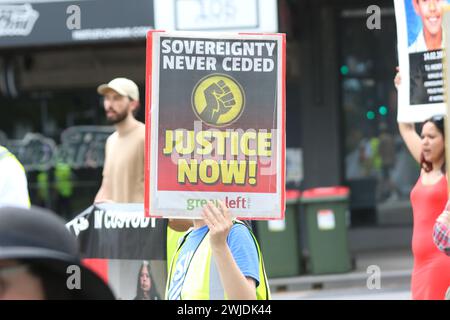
144;31;286;220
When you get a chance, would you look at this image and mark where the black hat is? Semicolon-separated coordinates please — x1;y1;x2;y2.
0;206;115;300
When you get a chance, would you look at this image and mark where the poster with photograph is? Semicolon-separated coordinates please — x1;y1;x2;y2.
66;203;167;300
145;31;286;220
394;0;450;122
81;259;166;300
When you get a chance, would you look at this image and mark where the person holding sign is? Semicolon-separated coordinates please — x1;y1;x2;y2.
395;71;450;299
166;200;270;300
409;0;445;53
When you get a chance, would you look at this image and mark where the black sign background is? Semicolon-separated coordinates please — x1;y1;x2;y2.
409;50;445;105
67;203;167;260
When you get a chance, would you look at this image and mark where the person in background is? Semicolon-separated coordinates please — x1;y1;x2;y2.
378;122;399;201
0;206;115;300
433;201;450;256
54;160;74;219
95;77;144;203
433;201;450;300
0;145;30;208
94;77;192;275
395;71;450;299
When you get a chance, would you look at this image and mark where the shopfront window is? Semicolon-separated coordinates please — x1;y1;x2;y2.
0;45;146;220
0;89;108;220
339;8;417;227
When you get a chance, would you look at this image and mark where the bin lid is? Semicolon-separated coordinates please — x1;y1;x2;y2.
301;186;349;200
286;189;301;201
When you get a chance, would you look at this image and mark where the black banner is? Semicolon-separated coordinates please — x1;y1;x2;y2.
66;203;167;300
67;203;166;260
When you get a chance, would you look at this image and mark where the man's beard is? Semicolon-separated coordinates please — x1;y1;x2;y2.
106;109;128;124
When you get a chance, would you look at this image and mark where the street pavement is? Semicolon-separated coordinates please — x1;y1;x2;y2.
272;284;411;300
269;248;413;300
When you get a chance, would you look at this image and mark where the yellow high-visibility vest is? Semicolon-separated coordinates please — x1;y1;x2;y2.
0;146;30;207
166;220;270;300
54;162;73;197
166;225;188;272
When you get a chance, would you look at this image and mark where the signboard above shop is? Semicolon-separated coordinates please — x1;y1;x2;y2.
0;0;278;48
154;0;278;32
0;0;155;48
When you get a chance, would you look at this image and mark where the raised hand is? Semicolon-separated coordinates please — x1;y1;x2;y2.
200;80;236;124
201;200;233;251
394;66;401;90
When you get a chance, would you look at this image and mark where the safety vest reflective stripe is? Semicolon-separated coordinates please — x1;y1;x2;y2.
166;226;188;273
166;220;270;300
209;255;225;299
250;226;271;300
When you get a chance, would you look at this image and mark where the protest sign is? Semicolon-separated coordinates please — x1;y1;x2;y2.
145;31;285;219
394;0;449;122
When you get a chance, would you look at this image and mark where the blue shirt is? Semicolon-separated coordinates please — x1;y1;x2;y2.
167;223;260;300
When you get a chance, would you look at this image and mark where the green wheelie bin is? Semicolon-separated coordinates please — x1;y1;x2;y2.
256;190;303;278
300;186;352;274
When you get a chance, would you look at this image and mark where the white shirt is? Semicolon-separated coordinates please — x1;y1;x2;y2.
0;147;30;208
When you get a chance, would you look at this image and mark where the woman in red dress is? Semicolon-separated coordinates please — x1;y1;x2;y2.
395;73;450;299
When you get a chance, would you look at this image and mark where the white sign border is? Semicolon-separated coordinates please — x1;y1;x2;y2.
146;31;285;220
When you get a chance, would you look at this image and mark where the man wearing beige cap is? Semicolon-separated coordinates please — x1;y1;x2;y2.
95;77;145;203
